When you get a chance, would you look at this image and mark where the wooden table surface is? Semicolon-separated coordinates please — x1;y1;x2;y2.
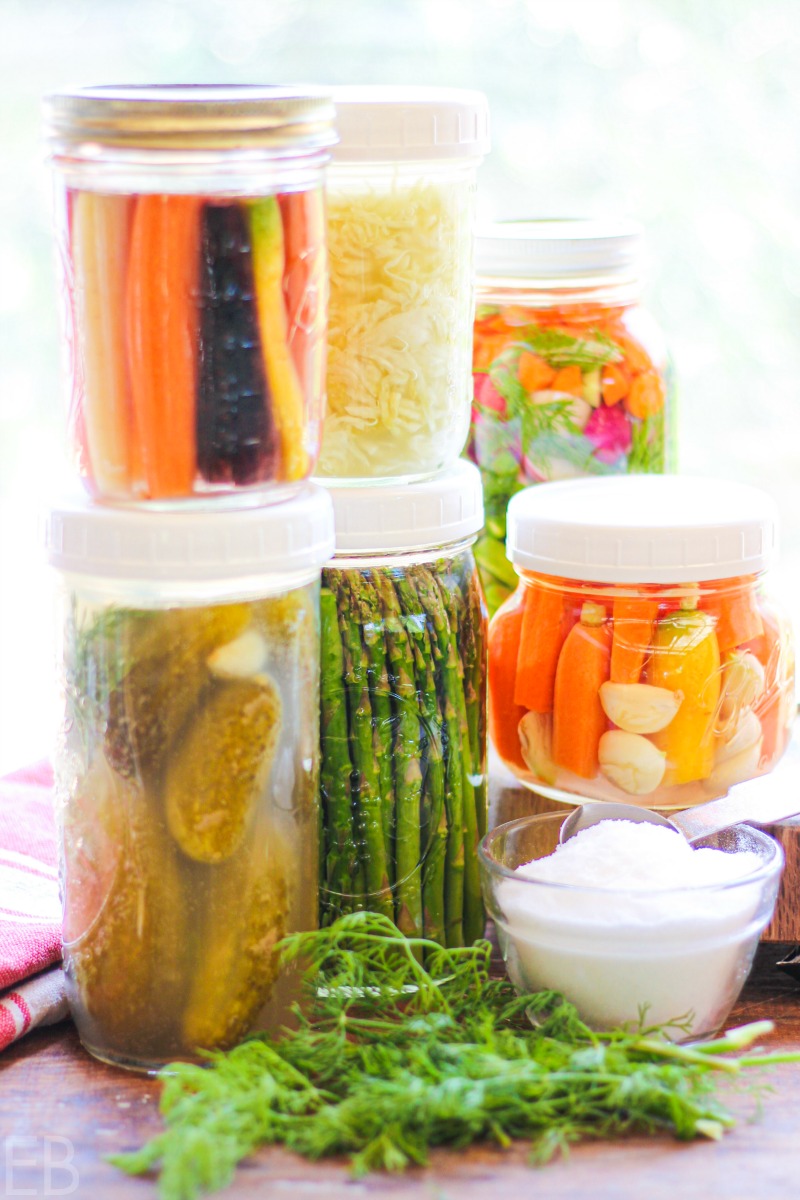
5;764;800;1200
1;943;800;1200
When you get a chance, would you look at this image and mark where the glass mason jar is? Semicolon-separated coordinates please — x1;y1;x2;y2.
44;85;336;506
315;87;490;485
46;489;334;1071
319;462;488;946
488;477;795;810
469;219;676;615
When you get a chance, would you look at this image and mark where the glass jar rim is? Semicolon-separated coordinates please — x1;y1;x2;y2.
43;84;338;153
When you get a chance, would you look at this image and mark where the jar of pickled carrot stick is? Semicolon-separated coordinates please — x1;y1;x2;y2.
488;476;794;809
470;219;675;616
315;87;490;485
44;85;336;506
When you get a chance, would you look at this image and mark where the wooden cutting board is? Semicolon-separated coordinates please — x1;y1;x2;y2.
488;754;800;943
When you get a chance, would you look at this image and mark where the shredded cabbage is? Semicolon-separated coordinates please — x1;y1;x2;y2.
318;176;474;480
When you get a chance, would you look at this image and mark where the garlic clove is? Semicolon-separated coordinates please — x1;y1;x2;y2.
707;737;763;792
719;651;765;722
715;708;762;765
599;681;683;734
518;711;558;785
598;730;667;795
207;629;269;680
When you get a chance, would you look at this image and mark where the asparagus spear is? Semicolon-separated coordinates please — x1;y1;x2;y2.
454;555;489;841
392;572;447;948
372;571;424;943
336;574;392;919
319;582;358;923
348;570;396;892
434;565;485;946
411;566;465;948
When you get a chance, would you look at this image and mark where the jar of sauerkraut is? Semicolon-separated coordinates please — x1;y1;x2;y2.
489;476;795;810
470;220;675;615
44;85;336;506
46;489;334;1071
316;87;490;485
319;462;488;946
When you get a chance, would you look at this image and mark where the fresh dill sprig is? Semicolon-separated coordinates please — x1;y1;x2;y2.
110;912;794;1200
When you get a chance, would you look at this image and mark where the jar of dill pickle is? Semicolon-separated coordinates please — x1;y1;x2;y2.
315;87;490;485
319;461;488;946
44;85;336;506
470;219;675;615
489;476;794;811
46;489;334;1071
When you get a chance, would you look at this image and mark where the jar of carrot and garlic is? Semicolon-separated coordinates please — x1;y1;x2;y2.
469;219;675;615
488;477;795;810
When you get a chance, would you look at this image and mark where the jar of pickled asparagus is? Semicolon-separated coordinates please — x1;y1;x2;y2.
470;219;675;615
46;488;334;1071
319;461;488;946
44;85;336;506
489;476;795;810
315;87;490;485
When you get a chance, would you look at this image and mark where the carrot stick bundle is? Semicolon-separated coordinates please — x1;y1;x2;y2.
126;194;201;499
551;602;612;778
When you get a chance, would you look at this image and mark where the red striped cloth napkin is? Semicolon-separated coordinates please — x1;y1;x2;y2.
0;761;66;1050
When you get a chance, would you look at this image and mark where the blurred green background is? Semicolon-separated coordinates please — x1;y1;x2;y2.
2;0;799;769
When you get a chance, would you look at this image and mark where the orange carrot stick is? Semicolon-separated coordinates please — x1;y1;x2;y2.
551;602;612;778
126;193;201;499
701;576;764;654
488;588;530;771
514;580;569;713
625;370;665;419
610;595;659;684
277;188;326;420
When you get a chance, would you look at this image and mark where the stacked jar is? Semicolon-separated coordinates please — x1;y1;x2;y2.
313;88;492;940
468;219;675;614
43;85;338;1070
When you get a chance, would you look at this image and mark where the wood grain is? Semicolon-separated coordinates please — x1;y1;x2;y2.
1;945;799;1200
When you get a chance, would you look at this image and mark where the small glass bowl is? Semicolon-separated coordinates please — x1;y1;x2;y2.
479;812;784;1042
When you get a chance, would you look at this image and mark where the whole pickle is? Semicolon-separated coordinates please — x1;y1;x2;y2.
64;761;189;1062
104;603;251;780
182;836;289;1052
165;676;282;864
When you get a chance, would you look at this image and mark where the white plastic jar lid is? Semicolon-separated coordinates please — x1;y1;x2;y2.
330;86;490;162
475;218;643;280
506;476;779;584
327;461;484;554
45;487;335;582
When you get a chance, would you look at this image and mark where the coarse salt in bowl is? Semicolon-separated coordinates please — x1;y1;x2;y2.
479;813;783;1041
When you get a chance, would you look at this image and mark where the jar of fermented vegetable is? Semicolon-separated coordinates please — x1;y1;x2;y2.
470;219;675;615
46;489;334;1071
315;87;490;485
489;476;794;810
44;85;336;506
319;461;488;947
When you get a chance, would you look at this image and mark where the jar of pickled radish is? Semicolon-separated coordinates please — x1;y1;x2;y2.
44;85;336;506
470;219;675;615
315;87;490;485
319;462;488;946
46;489;334;1071
488;476;794;810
